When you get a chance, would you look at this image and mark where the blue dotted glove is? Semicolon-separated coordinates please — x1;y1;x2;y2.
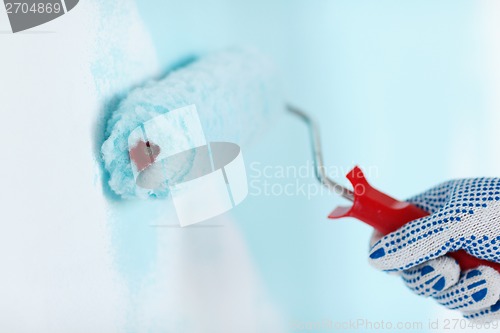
368;178;500;322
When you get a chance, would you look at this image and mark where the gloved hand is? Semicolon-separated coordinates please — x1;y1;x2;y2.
368;177;500;322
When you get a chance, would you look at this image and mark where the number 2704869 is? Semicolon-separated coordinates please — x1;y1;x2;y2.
5;2;61;14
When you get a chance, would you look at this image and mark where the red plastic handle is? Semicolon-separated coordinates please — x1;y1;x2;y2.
328;166;500;273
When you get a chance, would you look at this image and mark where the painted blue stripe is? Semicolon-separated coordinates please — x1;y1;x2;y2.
466;270;482;279
420;265;434;276
467;279;486;290
425;275;439;285
471;288;488;302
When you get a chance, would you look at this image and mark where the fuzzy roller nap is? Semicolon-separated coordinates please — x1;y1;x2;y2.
101;48;282;199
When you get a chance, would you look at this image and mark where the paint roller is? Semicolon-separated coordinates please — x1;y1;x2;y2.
101;47;282;225
102;46;500;272
287;107;500;274
101;47;282;200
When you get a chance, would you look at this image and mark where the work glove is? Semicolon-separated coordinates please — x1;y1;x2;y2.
368;177;500;322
